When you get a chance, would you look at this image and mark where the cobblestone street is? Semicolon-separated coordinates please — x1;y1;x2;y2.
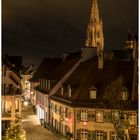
22;103;63;140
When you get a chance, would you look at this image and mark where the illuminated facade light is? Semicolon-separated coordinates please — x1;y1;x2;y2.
83;122;87;126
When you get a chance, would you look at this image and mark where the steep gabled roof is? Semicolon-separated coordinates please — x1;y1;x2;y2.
2;55;22;78
3;55;22;74
48;52;81;80
51;58;137;109
29;58;62;82
112;50;133;60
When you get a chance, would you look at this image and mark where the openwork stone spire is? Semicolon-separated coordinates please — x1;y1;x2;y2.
85;0;104;53
90;0;100;23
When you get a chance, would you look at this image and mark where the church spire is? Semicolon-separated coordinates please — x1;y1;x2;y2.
85;0;104;53
90;0;100;23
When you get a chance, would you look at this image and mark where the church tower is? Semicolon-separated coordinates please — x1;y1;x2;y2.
85;0;104;54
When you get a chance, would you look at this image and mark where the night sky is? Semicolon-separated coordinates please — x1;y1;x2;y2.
2;0;138;66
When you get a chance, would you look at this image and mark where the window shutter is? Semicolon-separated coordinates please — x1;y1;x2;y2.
88;112;91;121
125;112;129;120
87;130;92;140
88;111;95;122
103;132;107;140
92;131;96;140
77;110;81;122
104;111;112;123
77;129;81;139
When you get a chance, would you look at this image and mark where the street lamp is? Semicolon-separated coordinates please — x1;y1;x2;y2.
24;101;28;106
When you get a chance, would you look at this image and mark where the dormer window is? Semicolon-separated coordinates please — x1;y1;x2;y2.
121;87;128;100
89;86;97;99
90;90;96;99
122;91;128;100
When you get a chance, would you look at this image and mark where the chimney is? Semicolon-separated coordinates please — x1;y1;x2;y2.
98;52;104;69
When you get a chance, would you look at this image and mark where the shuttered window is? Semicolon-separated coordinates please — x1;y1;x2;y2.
88;111;95;121
77;129;81;139
77;110;81;121
104;111;112;123
87;130;96;140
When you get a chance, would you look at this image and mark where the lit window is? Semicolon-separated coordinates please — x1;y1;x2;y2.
5;101;11;111
81;110;88;121
129;113;137;125
122;92;128;100
81;129;87;139
112;111;119;122
90;90;96;99
96;131;103;140
110;132;117;140
15;100;19;111
96;111;103;122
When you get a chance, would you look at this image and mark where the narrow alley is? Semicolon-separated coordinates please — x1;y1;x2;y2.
22;103;62;140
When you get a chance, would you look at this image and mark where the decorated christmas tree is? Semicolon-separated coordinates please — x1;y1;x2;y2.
5;120;26;140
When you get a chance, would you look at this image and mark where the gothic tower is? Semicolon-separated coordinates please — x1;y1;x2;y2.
85;0;104;54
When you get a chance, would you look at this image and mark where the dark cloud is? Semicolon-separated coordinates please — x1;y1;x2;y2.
2;0;138;66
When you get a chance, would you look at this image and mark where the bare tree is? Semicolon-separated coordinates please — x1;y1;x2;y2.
103;76;128;140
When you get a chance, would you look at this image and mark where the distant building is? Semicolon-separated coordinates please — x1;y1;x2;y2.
21;64;35;100
85;0;104;54
29;58;62;115
2;56;22;134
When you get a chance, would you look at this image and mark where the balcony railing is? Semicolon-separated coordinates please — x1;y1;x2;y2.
2;88;22;95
